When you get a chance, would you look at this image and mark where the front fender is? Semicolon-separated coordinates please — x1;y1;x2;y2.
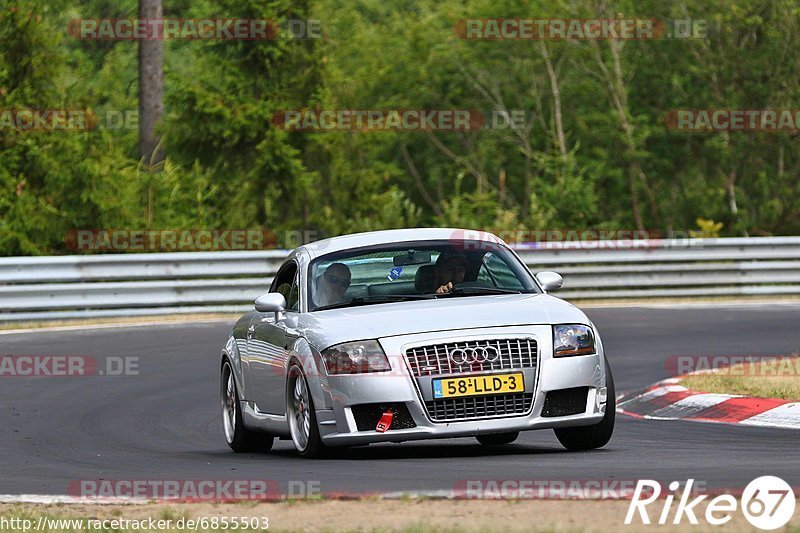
222;335;249;401
587;318;609;389
287;337;332;411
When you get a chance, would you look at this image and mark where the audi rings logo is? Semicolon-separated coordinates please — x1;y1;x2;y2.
449;346;500;365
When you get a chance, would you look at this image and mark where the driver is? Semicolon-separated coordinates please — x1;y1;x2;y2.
316;262;352;307
435;254;467;294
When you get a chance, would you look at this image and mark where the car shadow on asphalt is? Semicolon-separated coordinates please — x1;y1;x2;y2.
264;441;573;460
198;442;619;463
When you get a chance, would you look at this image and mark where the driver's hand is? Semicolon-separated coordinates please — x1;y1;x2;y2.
436;282;453;294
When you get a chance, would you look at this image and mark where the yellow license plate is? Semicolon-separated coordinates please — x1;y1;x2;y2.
432;372;524;399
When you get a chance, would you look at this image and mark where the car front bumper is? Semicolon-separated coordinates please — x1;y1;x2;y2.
315;325;608;446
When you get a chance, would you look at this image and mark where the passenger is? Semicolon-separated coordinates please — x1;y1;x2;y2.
316;262;352;307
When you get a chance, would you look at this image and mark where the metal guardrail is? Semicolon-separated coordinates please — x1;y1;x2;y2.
1;237;799;322
517;236;800;299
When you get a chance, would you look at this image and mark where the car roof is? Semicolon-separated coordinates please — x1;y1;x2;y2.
299;228;503;259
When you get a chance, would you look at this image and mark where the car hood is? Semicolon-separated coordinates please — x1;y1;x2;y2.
296;293;591;350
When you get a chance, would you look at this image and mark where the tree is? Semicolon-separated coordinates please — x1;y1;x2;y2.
138;0;164;164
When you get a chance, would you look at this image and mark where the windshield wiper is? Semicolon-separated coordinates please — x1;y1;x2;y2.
436;286;524;297
314;294;435;311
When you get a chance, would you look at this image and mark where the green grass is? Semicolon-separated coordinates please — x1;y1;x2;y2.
681;356;800;400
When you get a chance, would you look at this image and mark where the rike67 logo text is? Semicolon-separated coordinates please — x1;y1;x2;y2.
626;477;795;530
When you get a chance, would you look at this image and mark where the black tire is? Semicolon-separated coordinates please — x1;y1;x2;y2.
476;432;519;445
221;360;274;453
287;363;327;459
553;359;616;451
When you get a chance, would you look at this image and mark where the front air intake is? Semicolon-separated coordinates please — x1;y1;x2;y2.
542;387;590;417
351;403;417;431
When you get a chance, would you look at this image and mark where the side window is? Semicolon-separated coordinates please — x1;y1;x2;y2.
270;262;299;311
476;263;494;285
480;252;525;290
288;271;300;311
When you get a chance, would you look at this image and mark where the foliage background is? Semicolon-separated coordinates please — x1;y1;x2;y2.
1;0;799;255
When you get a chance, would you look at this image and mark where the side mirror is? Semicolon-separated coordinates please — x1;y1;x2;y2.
536;271;563;291
254;293;286;319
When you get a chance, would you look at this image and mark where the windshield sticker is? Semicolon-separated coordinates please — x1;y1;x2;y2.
387;266;403;281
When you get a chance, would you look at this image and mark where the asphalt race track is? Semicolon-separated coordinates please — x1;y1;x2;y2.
1;304;799;496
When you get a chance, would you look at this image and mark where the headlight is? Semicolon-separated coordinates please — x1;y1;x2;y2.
321;340;391;374
553;324;595;357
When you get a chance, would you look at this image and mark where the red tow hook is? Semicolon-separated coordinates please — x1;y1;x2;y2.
375;410;394;432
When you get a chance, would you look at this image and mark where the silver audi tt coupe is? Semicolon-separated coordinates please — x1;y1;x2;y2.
220;228;614;457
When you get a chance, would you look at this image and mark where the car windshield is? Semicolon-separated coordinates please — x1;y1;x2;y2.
308;240;540;311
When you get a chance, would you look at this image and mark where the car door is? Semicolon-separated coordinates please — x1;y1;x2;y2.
245;262;300;415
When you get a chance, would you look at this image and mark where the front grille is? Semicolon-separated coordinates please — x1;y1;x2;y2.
542;387;589;417
405;338;537;377
351;403;417;431
425;393;534;422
